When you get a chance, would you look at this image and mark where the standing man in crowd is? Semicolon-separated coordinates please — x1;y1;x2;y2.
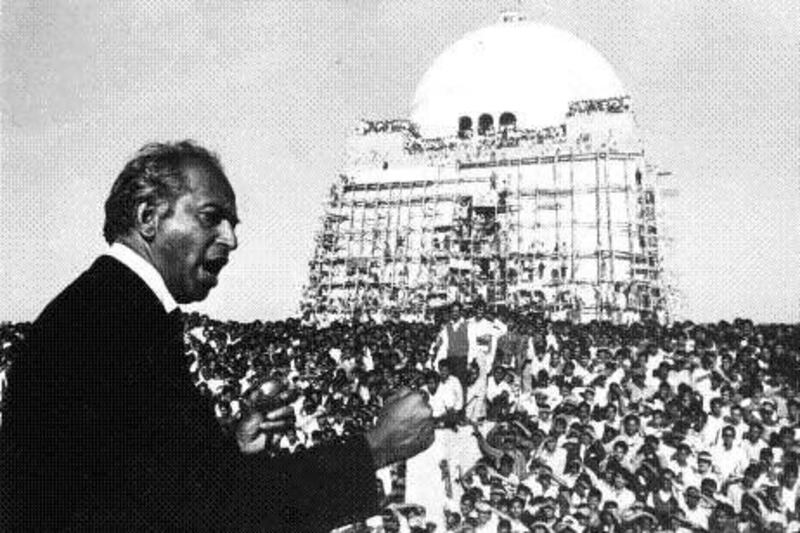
426;360;463;424
466;302;507;420
433;302;470;395
0;141;435;531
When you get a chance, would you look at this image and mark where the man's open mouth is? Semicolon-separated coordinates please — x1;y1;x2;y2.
203;257;228;276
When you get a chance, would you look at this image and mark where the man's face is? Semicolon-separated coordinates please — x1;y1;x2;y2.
722;429;735;448
426;376;438;393
685;492;700;509
460;497;474;516
446;512;459;528
151;164;238;303
510;499;523;517
721;388;731;403
382;510;399;531
676;448;688;464
613;444;626;460
580;493;597;512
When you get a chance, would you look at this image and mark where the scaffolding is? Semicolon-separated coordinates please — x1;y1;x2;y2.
302;97;672;323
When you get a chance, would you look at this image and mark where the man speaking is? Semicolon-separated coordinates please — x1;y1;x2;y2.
0;141;435;531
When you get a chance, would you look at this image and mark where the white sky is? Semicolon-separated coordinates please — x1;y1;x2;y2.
1;0;799;324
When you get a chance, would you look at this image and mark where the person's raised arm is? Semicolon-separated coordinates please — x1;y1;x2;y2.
228;387;435;531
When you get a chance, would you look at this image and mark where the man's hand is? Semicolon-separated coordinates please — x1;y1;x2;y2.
365;388;435;469
235;379;295;454
235;404;295;454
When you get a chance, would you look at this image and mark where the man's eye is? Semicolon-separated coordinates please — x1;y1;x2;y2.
199;212;221;226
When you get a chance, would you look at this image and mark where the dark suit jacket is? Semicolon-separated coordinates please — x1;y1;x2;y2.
1;256;378;531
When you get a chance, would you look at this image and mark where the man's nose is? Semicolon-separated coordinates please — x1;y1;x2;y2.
217;219;238;251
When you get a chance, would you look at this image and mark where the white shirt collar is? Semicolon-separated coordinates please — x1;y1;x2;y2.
106;242;178;313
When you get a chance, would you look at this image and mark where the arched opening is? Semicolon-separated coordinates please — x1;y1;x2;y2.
478;113;494;135
458;116;473;139
499;112;516;129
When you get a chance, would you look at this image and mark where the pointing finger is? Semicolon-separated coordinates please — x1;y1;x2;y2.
259;419;293;432
265;405;295;421
260;379;283;398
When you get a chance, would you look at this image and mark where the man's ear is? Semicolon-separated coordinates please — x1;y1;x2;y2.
135;201;162;241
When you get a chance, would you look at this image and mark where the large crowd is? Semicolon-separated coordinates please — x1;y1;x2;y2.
2;308;799;532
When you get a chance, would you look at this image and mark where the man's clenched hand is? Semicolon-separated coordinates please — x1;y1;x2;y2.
365;389;435;469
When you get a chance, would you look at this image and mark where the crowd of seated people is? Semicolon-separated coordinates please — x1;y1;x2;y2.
417;315;800;533
1;309;799;532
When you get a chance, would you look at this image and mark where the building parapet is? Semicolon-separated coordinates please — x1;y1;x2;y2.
567;95;631;118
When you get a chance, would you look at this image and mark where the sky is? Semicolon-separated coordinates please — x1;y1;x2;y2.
1;0;798;324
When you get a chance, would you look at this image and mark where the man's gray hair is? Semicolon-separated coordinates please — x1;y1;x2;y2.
103;140;226;244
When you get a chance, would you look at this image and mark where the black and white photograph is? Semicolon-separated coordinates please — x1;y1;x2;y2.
1;1;798;531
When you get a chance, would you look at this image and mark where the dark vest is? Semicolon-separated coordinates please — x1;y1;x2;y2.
446;321;469;359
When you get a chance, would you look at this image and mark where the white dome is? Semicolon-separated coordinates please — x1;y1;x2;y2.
410;14;626;137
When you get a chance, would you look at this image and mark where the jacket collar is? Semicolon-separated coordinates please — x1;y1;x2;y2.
105;242;178;313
